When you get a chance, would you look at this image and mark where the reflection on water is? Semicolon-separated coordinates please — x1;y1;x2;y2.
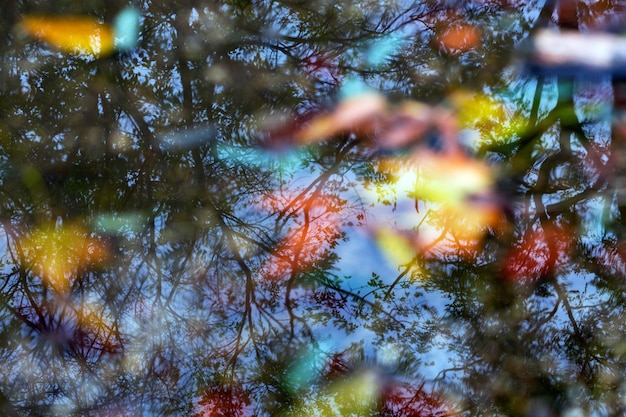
2;1;626;416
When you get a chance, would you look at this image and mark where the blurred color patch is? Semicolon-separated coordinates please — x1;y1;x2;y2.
21;223;109;292
436;24;481;54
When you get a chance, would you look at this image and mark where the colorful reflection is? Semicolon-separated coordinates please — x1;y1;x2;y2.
296;351;454;417
196;386;252;417
4;0;614;415
259;191;346;281
20;223;109;292
501;222;573;283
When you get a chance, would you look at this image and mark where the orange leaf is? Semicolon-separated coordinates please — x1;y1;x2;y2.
20;15;115;56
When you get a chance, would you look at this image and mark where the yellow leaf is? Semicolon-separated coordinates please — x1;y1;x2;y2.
373;152;505;259
20;15;115;56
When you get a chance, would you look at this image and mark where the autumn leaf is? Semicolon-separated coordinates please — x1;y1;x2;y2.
412;152;493;205
375;101;434;152
19;7;139;57
373;226;417;267
20;15;115;56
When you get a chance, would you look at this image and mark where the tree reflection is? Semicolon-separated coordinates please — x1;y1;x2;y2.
3;0;626;416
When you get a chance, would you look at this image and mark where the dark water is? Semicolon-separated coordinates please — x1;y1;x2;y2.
1;1;625;416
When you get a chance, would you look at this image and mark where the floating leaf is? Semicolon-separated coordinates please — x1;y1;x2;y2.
376;101;433;152
294;78;386;145
413;152;493;205
295;89;386;144
20;15;115;56
374;152;504;259
411;153;504;258
526;29;626;76
19;7;140;57
158;124;217;151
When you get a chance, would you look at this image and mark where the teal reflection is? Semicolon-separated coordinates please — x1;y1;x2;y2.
366;31;407;68
283;342;332;394
157;124;217;151
92;212;147;235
